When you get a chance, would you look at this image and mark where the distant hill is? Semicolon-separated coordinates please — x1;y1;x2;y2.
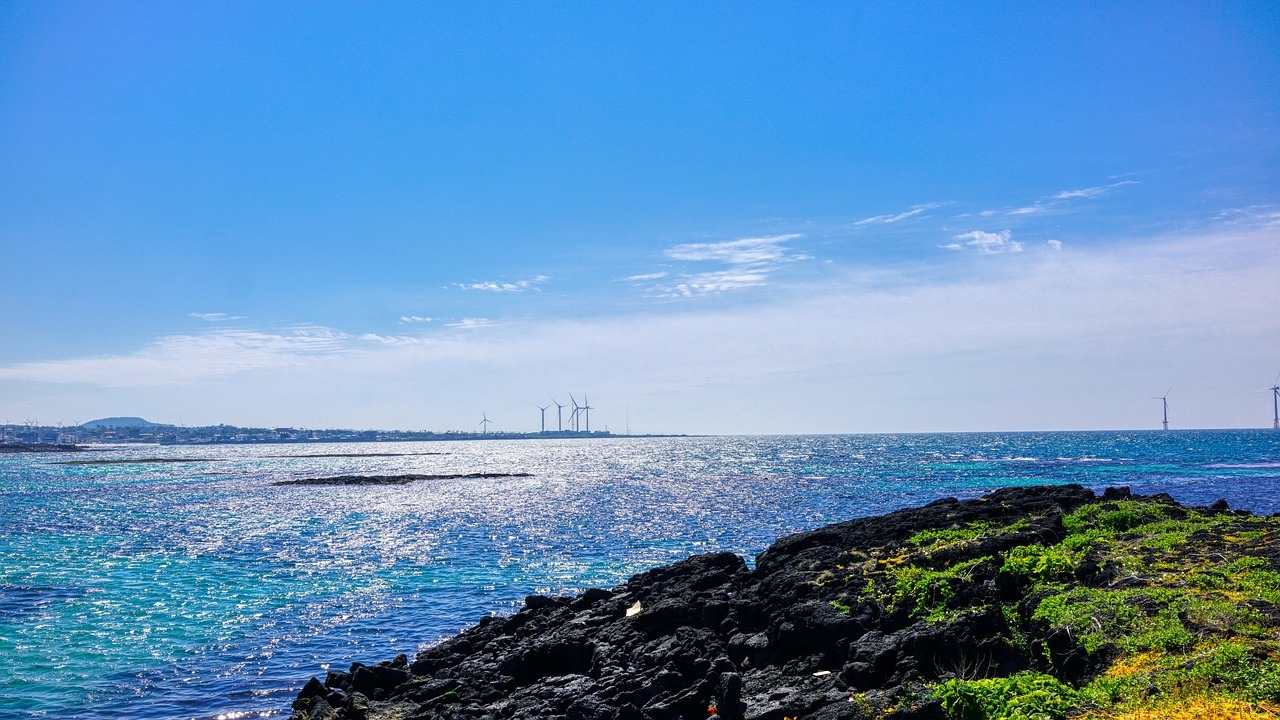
80;417;171;429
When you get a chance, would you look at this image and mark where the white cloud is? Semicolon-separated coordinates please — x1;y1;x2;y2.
1213;205;1280;227
0;327;350;387
189;312;240;321
399;315;433;324
1047;239;1063;250
644;234;808;297
659;269;772;297
456;275;549;292
359;333;422;345
4;228;1277;434
663;235;801;265
988;181;1140;218
947;230;1024;254
1052;187;1108;200
445;317;497;329
853;203;944;226
621;272;669;282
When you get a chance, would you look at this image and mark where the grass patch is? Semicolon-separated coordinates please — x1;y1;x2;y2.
915;497;1280;718
810;494;1280;719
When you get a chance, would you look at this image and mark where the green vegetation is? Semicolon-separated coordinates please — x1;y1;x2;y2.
935;672;1081;720
818;494;1280;719
1002;544;1076;583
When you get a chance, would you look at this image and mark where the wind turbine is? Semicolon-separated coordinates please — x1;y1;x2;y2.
479;413;493;434
1150;387;1171;431
568;393;581;432
537;405;550;433
581;394;592;433
551;398;565;431
1270;372;1280;430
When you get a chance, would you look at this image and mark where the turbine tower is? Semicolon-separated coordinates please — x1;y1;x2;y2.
1150;387;1171;431
551;398;565;432
568;393;582;432
537;405;550;433
581;394;592;433
479;413;493;434
1270;372;1280;430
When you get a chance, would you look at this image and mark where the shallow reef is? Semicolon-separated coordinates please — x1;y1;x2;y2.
288;484;1280;720
272;472;533;486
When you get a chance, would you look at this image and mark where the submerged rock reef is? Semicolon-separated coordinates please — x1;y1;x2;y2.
0;442;82;453
290;485;1280;720
272;473;533;486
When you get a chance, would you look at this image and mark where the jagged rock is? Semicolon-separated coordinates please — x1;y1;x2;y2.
284;484;1249;719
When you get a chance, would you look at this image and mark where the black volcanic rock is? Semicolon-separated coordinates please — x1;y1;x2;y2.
272;472;533;486
0;442;83;453
286;484;1278;719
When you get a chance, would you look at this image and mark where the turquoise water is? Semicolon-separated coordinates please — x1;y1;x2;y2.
2;431;1278;719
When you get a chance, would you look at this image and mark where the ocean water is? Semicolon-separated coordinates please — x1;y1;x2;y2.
2;430;1278;720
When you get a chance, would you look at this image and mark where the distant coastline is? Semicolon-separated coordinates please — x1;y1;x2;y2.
1;417;688;448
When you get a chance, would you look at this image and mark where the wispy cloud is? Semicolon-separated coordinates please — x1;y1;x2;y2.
1047;239;1063;250
854;202;945;226
645;234;808;297
943;230;1024;254
0;327;350;387
621;272;669;282
995;181;1139;217
1052;187;1107;200
359;333;422;345
663;235;802;265
456;275;549;292
1213;205;1280;227
399;315;433;324
664;269;772;297
1053;180;1138;200
445;317;497;329
189;312;241;321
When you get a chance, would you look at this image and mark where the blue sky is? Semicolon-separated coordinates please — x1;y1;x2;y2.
2;2;1278;433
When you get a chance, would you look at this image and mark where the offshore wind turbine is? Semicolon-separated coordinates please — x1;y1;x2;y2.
537;405;550;433
568;393;581;432
479;413;493;434
551;398;565;432
1270;372;1280;429
581;394;592;433
1150;387;1171;431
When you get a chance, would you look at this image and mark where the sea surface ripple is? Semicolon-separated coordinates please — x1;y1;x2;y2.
2;430;1278;720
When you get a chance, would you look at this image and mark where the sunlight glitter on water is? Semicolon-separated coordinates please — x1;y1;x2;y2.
1;431;1278;719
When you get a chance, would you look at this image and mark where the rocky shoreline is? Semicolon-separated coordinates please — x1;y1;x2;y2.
289;485;1280;720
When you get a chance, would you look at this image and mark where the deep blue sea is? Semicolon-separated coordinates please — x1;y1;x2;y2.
3;431;1279;720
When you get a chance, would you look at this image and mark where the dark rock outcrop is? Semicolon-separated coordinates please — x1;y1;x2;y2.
272;472;533;486
0;442;82;453
285;485;1119;719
